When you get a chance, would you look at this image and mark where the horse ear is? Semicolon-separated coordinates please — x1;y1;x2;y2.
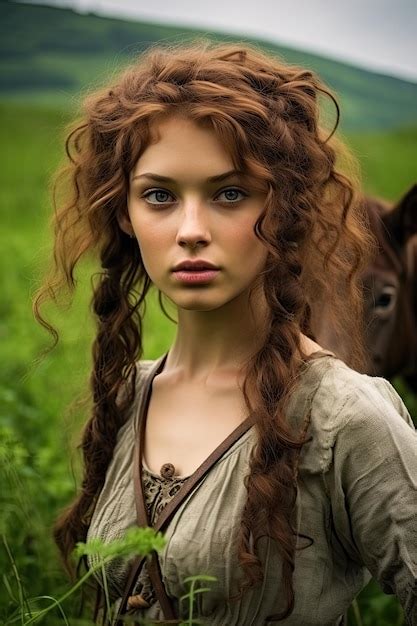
384;184;417;246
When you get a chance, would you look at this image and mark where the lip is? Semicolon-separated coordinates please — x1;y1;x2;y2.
172;259;220;271
173;269;220;284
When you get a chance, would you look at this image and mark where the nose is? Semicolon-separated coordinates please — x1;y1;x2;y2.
175;202;211;249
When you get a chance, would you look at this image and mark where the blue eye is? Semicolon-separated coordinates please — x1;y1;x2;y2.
142;189;174;204
216;188;248;203
141;186;248;206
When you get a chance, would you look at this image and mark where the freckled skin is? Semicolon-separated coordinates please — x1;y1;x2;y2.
119;115;269;313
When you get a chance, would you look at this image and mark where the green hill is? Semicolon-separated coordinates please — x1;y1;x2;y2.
1;0;417;131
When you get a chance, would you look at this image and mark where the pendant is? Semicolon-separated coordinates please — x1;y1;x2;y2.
127;594;150;609
160;462;176;479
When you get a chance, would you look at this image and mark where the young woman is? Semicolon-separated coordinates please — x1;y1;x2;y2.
33;41;417;625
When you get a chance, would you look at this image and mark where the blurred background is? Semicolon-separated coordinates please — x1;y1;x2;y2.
1;0;416;623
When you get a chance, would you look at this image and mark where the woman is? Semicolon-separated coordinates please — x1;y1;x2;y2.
33;40;417;625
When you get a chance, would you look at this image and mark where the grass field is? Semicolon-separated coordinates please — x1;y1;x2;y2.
0;100;416;624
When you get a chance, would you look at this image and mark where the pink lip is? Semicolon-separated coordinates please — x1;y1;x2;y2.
173;269;220;284
172;259;219;271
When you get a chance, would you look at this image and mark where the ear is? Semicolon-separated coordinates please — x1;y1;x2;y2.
383;184;417;246
116;209;134;237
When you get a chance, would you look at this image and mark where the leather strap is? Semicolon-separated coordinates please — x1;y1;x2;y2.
132;412;177;620
115;353;255;624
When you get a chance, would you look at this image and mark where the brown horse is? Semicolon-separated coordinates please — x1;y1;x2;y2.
315;184;417;391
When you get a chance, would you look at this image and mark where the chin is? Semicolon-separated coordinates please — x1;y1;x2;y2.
176;300;224;312
171;292;232;312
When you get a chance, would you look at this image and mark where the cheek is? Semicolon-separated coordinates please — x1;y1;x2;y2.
132;216;170;254
228;218;267;264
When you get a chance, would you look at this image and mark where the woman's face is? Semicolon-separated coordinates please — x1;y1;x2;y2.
122;115;269;312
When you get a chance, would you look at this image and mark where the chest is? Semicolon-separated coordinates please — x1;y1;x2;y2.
156;458;343;625
143;380;249;477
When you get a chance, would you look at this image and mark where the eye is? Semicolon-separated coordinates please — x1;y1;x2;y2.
374;285;397;314
142;189;175;205
215;187;248;203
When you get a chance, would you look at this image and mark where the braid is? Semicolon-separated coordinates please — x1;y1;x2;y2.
53;236;152;572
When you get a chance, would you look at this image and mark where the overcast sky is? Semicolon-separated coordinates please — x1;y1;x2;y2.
30;0;417;82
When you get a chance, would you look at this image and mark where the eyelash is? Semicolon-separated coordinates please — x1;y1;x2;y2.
141;187;249;206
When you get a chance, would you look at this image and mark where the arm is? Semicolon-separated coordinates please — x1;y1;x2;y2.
323;379;417;625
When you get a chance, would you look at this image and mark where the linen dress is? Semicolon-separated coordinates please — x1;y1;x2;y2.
87;351;417;625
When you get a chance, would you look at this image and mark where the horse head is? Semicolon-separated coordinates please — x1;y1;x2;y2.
364;184;417;388
315;184;417;390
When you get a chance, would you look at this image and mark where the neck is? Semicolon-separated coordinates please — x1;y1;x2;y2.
165;286;269;381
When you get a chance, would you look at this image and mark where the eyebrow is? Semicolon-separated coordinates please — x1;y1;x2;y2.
131;169;244;184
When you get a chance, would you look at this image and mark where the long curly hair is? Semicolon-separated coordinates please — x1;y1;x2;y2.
32;39;375;621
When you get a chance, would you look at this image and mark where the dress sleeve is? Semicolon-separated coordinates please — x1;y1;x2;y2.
323;377;417;625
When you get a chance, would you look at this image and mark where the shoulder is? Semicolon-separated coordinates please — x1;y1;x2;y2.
113;356;162;444
311;357;413;428
136;358;160;379
115;357;160;405
303;356;415;473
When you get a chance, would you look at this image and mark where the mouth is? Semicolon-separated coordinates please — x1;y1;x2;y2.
172;258;220;272
173;267;218;272
172;268;220;284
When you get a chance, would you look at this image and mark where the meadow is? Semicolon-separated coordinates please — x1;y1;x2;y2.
0;99;416;625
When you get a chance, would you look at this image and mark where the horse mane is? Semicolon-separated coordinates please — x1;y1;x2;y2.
364;195;404;275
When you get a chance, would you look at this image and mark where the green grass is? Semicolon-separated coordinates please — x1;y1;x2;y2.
0;101;416;624
348;126;417;199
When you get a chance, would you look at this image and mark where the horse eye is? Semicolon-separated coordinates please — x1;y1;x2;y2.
376;293;392;307
374;286;397;312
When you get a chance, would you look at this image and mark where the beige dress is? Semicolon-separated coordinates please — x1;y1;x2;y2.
87;352;417;625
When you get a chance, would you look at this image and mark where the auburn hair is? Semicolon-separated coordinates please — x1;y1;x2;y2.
33;39;375;621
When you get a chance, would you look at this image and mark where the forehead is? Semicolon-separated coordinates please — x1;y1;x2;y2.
131;114;236;179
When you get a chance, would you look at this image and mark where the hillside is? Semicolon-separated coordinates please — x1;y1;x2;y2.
1;0;417;131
